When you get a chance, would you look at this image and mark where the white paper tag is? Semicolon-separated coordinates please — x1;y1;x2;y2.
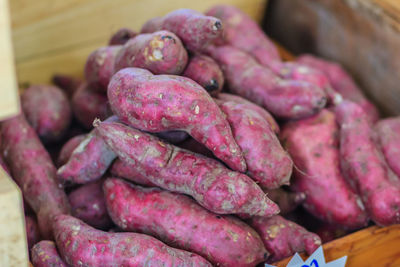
265;246;347;267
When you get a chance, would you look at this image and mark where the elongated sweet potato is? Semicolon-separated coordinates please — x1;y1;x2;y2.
104;178;268;267
54;214;212;266
96;120;279;217
374;117;400;177
108;27;137;45
68;179;112;230
298;54;379;122
71;82;111;129
206;5;279;65
85;45;122;91
108;67;246;172
154;130;188;144
207;46;326;119
249;215;321;262
218;93;280;134
266;188;306;214
114;31;188;75
31;241;68;267
335;100;400;226
217;100;293;189
52;74;81;98
110;159;155;187
1;115;70;239
25;215;41;250
21;85;71;142
141;9;223;52
183;54;224;95
57;134;86;167
57;117;117;185
281;109;368;228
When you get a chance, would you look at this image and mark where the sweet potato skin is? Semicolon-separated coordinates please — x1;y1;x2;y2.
141;9;223;52
114;31;188;75
249;215;321;262
25;215;41;250
21;85;72;142
108;27;137;45
281;109;368;228
110;159;155;187
71;82;111;129
178;138;215;158
68;179;112;230
266;188;306;215
96;121;279;217
57;117;117;185
53;214;212;267
335;100;400;226
1;115;70;239
57;134;86;167
108;67;246;172
31;240;68;267
183;54;224;95
217;100;293;189
52;74;81;98
104;178;268;267
85;45;122;91
207;45;327;119
374;117;400;177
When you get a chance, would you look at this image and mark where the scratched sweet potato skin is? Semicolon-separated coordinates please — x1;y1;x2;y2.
217;100;293;189
107;67;246;172
141;9;223;52
21;85;72;142
31;241;69;267
110;159;155;187
108;27;137;45
266;188;306;215
114;31;188;76
207;45;327;119
53;215;212;267
25;215;41;250
96;121;279;217
1;115;70;239
57;134;86;167
104;178;268;267
336;100;400;226
281;109;368;228
249;215;321;262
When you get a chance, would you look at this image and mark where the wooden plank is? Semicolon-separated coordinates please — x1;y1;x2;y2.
0;0;20;119
274;225;400;267
266;0;400;116
0;168;28;267
9;0;267;85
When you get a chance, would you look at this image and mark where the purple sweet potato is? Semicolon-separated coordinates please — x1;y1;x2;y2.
104;178;268;267
108;67;246;172
71;82;111;129
154;130;189;144
178;137;215;158
207;45;327;119
68;179;112;230
206;5;279;65
218;93;280;134
31;241;69;267
335;100;400;226
114;31;188;75
53;214;212;266
183;54;224;95
96;120;279;217
84;45;122;91
141;9;223;52
298;54;379;122
57;134;86;167
374;117;400;177
57;117;117;185
21;85;72;142
52;74;82;98
249;215;321;262
110;159;155;187
217;100;293;189
266;188;306;215
1;115;70;239
108;27;137;45
25;215;41;250
281;109;368;229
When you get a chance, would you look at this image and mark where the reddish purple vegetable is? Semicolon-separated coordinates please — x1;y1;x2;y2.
57;134;86;167
25;215;41;250
108;27;137;45
31;241;68;267
266;188;306;214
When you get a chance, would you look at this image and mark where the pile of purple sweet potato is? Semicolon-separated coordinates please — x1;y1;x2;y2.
2;5;400;267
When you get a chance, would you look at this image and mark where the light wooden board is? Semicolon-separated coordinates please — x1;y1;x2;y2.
9;0;267;86
266;0;400;116
0;0;20;119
